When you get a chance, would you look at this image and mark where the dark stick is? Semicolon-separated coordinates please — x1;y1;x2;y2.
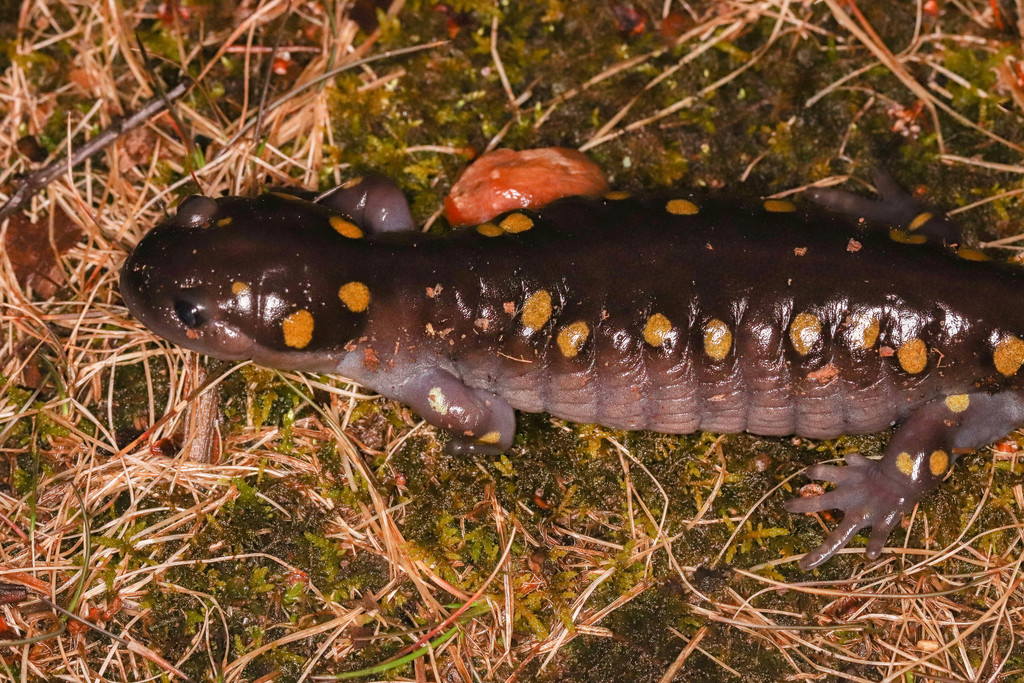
0;80;190;223
0;40;444;224
0;582;27;604
252;0;294;150
18;598;194;681
136;34;197;162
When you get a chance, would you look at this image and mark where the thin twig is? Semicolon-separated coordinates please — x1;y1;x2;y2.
252;1;294;150
23;598;193;681
0;80;190;223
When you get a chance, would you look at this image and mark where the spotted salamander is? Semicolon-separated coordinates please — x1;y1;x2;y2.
120;172;1024;569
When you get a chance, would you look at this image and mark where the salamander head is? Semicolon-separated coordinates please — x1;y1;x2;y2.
120;193;373;372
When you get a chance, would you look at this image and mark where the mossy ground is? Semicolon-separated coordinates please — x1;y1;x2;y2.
0;1;1023;681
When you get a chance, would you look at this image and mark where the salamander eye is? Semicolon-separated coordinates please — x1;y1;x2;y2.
174;195;218;228
174;299;206;328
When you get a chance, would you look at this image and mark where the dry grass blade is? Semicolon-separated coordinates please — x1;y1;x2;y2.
823;0;1024;155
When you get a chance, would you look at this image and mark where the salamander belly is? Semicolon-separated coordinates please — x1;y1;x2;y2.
471;344;913;436
461;322;923;439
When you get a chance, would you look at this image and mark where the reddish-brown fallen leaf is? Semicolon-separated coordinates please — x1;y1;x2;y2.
4;207;82;297
445;148;609;226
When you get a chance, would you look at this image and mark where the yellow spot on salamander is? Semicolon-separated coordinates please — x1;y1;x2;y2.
216;217;233;227
665;199;699;215
889;229;927;245
330;215;364;239
929;450;948;476
478;431;501;444
643;313;673;347
790;312;822;356
427;387;448;415
500;213;534;233
896;452;914;476
282;310;314;349
338;281;371;313
703;319;732;361
957;247;991;261
763;199;795;213
852;315;880;350
908;212;933;232
605;191;630;200
994;335;1024;376
945;394;970;413
521;290;552;332
557;321;590;358
231;281;250;296
897;338;927;374
476;222;504;237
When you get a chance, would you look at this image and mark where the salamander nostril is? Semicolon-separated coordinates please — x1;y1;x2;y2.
174;299;205;328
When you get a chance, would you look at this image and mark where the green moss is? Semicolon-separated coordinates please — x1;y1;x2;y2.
129;471;397;679
529;582;791;683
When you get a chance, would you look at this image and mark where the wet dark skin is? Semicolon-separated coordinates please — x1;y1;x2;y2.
120;175;1024;569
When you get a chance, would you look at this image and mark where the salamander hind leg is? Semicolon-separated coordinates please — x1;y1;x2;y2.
786;390;1024;569
807;170;961;245
395;367;516;455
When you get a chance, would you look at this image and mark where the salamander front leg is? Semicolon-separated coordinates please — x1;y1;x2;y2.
395;368;516;455
316;174;415;233
786;390;1024;569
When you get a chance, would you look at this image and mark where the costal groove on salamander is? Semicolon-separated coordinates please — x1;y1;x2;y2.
463;281;910;438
